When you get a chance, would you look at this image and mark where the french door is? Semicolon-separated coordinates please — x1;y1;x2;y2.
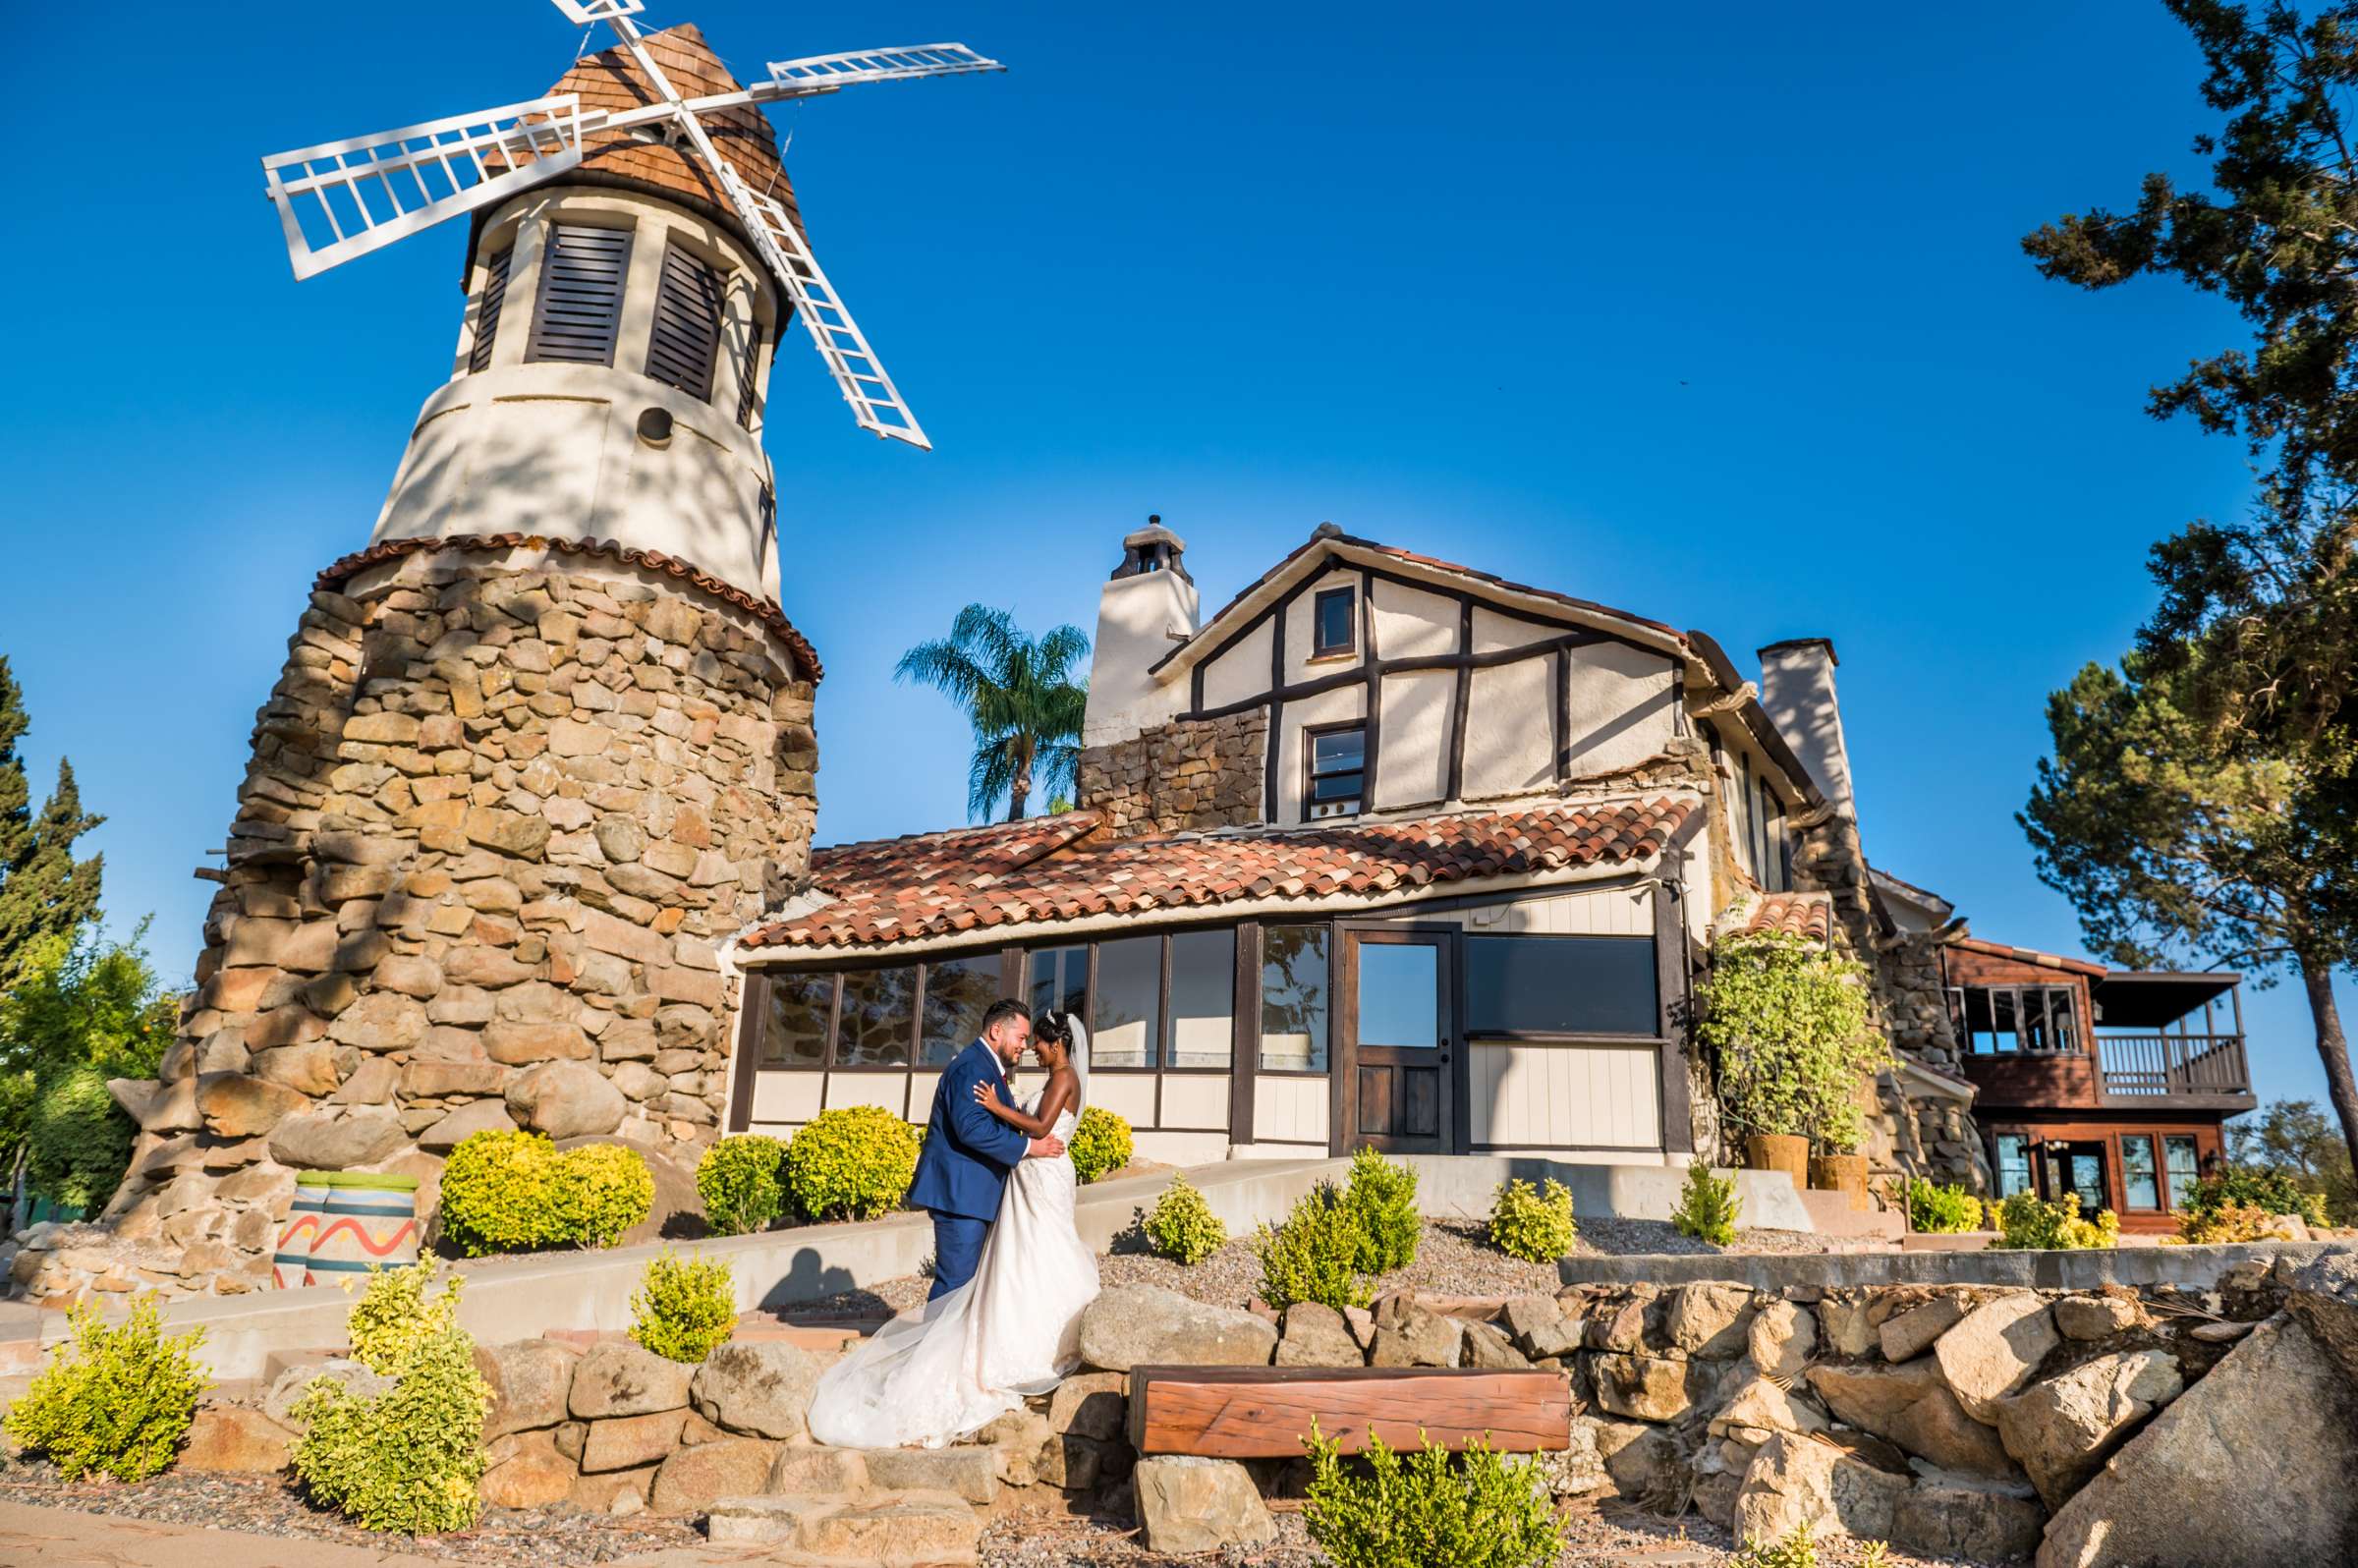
1342;928;1457;1154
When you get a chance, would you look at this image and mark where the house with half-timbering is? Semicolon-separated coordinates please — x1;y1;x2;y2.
715;522;1985;1178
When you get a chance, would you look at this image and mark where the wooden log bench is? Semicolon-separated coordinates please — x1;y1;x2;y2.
1128;1366;1571;1459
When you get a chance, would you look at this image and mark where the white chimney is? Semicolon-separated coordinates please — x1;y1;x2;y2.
1757;638;1856;817
1082;517;1200;747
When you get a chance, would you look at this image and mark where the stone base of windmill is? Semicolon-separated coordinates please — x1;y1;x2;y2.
9;538;818;1304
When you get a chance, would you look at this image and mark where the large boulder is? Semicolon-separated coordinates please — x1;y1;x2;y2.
1879;1296;1968;1363
477;1337;581;1440
570;1341;693;1419
197;1073;309;1140
266;1106;407;1170
2284;1250;2358;1383
479;1430;577;1508
1993;1347;2183;1506
1816;1290;1875;1358
1593;1353;1713;1422
690;1341;822;1440
505;1061;626;1140
1936;1293;2059;1423
420;1097;518;1152
2053;1292;2146;1342
1275;1302;1366;1367
647;1435;779;1515
1593;1419;1679;1498
1369;1300;1463;1368
1133;1455;1276;1552
1460;1318;1531;1370
179;1405;294;1473
1666;1281;1758;1359
1748;1299;1817;1379
1078;1286;1276;1372
2037;1316;2358;1567
1711;1377;1829;1447
1048;1371;1127;1440
1504;1293;1581;1359
1732;1430;1910;1544
1891;1468;2047;1562
1806;1358;2018;1479
579;1410;685;1473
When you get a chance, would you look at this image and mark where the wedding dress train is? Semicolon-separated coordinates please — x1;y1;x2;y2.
807;1095;1099;1448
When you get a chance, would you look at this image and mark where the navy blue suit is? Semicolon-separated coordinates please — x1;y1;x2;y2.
907;1039;1030;1299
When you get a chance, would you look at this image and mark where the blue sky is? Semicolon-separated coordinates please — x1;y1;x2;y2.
1;2;2346;1111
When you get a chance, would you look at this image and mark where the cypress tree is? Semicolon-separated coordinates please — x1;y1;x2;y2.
0;657;103;995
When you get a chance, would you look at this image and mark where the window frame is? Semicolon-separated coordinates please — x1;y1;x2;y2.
1953;983;2084;1055
1023;928;1244;1076
1459;931;1662;1042
1257;922;1334;1077
1303;720;1368;821
1311;586;1357;659
2118;1132;2162;1211
2162;1134;2202;1210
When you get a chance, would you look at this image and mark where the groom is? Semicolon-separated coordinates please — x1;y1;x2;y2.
907;997;1065;1299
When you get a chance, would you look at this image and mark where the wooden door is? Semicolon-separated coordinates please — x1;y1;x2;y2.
1344;929;1455;1153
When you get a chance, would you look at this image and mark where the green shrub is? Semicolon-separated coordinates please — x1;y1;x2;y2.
3;1296;207;1481
27;1061;136;1213
631;1249;736;1363
697;1135;787;1236
1729;1523;1820;1568
344;1260;462;1373
1991;1191;2118;1251
1488;1178;1577;1262
1699;933;1889;1150
2182;1166;2330;1228
1145;1174;1227;1264
1904;1177;1985;1234
1069;1106;1134;1184
292;1319;490;1534
437;1131;653;1256
1254;1182;1370;1311
784;1105;922;1221
1672;1161;1740;1247
1342;1146;1421;1274
2177;1202;2299;1244
1304;1422;1561;1568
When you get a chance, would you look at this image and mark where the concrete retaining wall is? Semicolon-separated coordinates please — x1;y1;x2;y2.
1558;1240;2348;1291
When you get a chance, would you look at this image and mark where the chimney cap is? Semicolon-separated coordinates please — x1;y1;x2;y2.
1759;637;1838;666
1313;521;1344;540
1114;518;1190;583
1122;520;1185;553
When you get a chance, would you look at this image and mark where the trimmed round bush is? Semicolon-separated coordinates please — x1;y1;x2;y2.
631;1248;736;1363
1488;1177;1576;1263
547;1143;655;1249
784;1105;921;1221
1069;1105;1133;1184
1342;1146;1420;1274
437;1131;652;1256
697;1135;787;1236
1904;1177;1984;1235
3;1296;207;1482
1145;1173;1227;1264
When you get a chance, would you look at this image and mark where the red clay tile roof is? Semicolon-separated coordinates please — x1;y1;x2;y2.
744;797;1696;952
1743;891;1831;943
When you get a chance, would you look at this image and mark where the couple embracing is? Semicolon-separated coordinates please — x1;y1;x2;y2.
810;1000;1101;1448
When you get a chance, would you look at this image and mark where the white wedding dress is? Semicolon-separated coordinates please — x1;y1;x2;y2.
808;1086;1100;1448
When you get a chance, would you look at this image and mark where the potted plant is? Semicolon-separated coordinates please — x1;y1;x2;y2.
1698;932;1888;1194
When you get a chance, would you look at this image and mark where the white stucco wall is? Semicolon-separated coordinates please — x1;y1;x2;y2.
1371;670;1451;811
1563;641;1678;777
1461;657;1555;800
1082;568;1199;747
1371;578;1459;657
1199;616;1274;712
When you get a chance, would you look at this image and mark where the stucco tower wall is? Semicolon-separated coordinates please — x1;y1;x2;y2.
47;547;818;1304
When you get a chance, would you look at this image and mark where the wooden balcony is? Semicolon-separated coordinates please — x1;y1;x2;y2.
2094;1033;2255;1109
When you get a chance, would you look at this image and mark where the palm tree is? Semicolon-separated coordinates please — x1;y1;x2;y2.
895;605;1090;822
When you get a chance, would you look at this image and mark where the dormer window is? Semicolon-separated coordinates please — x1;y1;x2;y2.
1306;723;1366;819
1313;586;1356;657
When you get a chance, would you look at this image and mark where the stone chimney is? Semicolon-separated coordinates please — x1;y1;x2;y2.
1757;638;1856;818
1082;517;1199;748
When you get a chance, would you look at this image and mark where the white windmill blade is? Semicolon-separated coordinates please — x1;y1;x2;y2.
715;161;931;449
762;43;1005;96
263;94;588;280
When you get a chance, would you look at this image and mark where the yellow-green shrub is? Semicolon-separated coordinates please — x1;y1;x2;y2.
2177;1202;2298;1245
697;1135;787;1236
1254;1182;1370;1311
1069;1106;1134;1184
1672;1161;1741;1247
784;1105;921;1221
1304;1422;1561;1568
1992;1191;2118;1250
631;1249;735;1363
1488;1177;1577;1262
1145;1174;1227;1264
1904;1177;1985;1234
3;1296;207;1481
292;1321;490;1534
437;1131;652;1256
1343;1146;1421;1274
344;1260;462;1372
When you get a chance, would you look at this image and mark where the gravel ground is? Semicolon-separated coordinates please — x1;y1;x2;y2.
794;1216;1845;1321
0;1459;700;1565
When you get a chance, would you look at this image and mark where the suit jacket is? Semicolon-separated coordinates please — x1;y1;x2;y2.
906;1038;1031;1221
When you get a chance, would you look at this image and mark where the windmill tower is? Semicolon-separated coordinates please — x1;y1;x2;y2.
23;5;999;1304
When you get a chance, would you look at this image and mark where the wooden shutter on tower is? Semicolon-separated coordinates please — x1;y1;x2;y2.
735;335;765;429
646;242;725;402
526;223;631;366
467;244;514;374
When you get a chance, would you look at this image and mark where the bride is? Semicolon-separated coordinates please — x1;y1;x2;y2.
808;1009;1101;1448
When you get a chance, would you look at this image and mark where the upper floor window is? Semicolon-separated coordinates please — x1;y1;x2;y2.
646;240;726;402
1949;984;2081;1055
1306;724;1366;819
1313;587;1357;657
527;222;632;366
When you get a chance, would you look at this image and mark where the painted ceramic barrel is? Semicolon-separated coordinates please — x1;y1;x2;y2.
300;1174;421;1283
271;1184;329;1289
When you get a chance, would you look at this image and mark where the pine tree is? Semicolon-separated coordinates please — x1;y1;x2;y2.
0;658;104;996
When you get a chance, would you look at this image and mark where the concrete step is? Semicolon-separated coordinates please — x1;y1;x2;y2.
709;1489;981;1566
762;1441;1001;1507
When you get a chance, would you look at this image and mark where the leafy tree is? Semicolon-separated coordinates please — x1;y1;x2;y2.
2228;1096;2358;1220
0;658;103;995
2022;655;2358;1177
894;606;1088;821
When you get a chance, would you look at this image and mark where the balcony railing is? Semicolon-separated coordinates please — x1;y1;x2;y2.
2096;1033;2252;1099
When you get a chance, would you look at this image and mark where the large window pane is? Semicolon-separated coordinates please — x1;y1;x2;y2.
1028;945;1088;1027
922;954;1002;1067
2121;1135;2160;1208
1463;935;1657;1036
2164;1135;2201;1208
1094;937;1159;1068
1995;1134;2034;1198
835;966;916;1067
760;972;832;1068
1262;924;1330;1071
1358;943;1438;1049
1166;929;1235;1068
